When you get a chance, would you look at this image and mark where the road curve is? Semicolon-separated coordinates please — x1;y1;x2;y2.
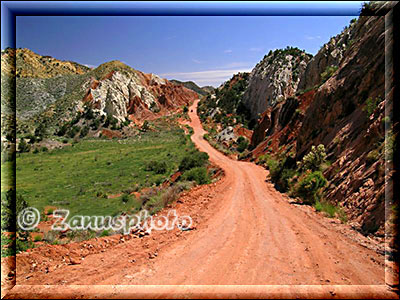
7;100;395;299
121;99;386;285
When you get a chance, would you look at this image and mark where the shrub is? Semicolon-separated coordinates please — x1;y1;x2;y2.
139;187;159;207
257;154;271;166
100;230;110;237
104;115;118;128
91;118;101;130
161;185;181;207
16;238;34;253
145;161;168;174
297;144;327;172
236;136;249;153
18;138;31;153
182;167;210;185
67;125;80;138
34;123;47;141
84;108;94;120
141;120;150;132
366;149;380;164
57;124;68;136
293;171;327;204
34;235;42;242
33;148;40;154
364;97;382;118
315;200;347;222
238;150;251;160
183;106;189;113
320;65;338;83
179;151;209;171
41;146;48;152
80;126;90;138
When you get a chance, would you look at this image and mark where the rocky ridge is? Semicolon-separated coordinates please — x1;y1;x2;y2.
242;47;312;119
249;14;392;237
1;50;198;137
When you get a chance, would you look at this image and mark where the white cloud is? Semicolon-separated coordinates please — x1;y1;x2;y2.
192;59;202;64
224;49;233;53
305;35;321;40
249;47;262;52
222;61;254;69
161;68;252;87
83;64;97;68
164;35;176;41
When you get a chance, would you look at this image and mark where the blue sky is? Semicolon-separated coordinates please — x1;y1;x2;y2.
16;13;360;87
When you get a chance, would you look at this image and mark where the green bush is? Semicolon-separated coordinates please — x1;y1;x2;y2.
140;120;149;132
34;235;42;242
364;97;382;118
236;136;249;153
67;125;80;138
100;229;110;237
297;144;327;172
18;138;31;153
41;146;48;152
179;151;209;171
266;156;296;192
57;123;69;136
80;126;90;138
294;171;327;204
315;200;347;222
145;161;168;174
366;149;380;164
16;238;34;253
320;65;338;83
182;167;210;185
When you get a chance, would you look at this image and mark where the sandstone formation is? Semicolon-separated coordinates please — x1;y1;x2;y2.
82;66;198;122
249;15;391;236
242;47;312;119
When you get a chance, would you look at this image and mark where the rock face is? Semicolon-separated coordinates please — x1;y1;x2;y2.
249;14;392;236
82;66;198;122
242;47;312;119
297;21;357;91
216;126;235;142
297;15;387;235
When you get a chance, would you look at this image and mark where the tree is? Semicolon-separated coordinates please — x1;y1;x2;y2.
18;138;31;153
141;120;150;132
34;123;47;141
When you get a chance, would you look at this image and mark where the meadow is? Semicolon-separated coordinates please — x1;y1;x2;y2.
7;121;197;218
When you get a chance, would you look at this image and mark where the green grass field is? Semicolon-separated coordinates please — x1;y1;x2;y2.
5;121;196;218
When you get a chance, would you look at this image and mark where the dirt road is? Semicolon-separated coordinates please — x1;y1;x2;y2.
5;100;397;298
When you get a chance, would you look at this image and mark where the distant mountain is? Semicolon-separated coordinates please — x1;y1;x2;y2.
200;85;215;94
170;79;213;96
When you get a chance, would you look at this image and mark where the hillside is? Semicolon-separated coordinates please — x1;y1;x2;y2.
170;79;213;96
1;48;90;78
0;49;199;142
198;7;396;241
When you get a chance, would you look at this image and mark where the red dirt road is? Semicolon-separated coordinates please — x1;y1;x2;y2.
4;100;397;299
